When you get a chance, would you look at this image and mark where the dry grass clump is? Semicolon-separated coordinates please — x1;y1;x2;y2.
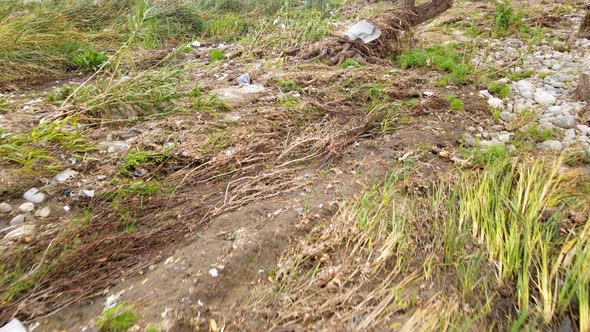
240;155;590;330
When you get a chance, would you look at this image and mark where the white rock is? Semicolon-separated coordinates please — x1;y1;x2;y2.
23;188;46;204
0;202;12;213
208;268;219;278
577;125;590;136
10;214;25;226
34;206;51;218
4;225;35;240
18;202;34;213
191;40;201;48
534;91;556;106
52;168;77;183
488;97;503;109
479;90;492;99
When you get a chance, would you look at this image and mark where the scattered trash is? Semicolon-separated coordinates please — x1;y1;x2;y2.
237;73;251;86
345;20;382;43
0;318;27;332
63;205;71;212
423;91;434;97
191;40;201;48
208;268;219;278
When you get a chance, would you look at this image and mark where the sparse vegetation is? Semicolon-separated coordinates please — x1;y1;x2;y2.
446;94;464;111
95;305;138;332
488;81;511;98
397;44;473;85
1;0;588;330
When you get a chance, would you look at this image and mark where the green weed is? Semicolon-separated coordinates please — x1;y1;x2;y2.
488;81;511;99
72;50;108;72
507;70;533;81
0;117;91;171
121;147;172;174
95;305;138;332
209;49;226;62
73;68;182;119
446;95;464;111
274;77;303;93
492;0;526;36
202;14;252;42
341;58;361;69
396;44;473;85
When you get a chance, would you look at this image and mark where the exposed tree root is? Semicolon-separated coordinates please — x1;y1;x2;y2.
288;6;414;65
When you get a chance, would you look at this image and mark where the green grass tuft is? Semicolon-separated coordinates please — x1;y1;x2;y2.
488;81;511;99
340;58;361;69
72;50;108;72
446;95;464;111
209;49;226;62
95;305;138;332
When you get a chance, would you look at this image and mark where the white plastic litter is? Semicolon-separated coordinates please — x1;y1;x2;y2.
345;20;382;43
0;318;27;332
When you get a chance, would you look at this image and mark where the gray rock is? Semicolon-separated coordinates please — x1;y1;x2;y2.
0;202;12;213
497;133;511;143
500;111;516;122
462;133;477;147
534;91;556;106
552;115;576;129
34;206;51;218
23;188;46;204
10;214;25;226
564;129;576;141
537;140;563;152
18;202;34;213
4;225;35;240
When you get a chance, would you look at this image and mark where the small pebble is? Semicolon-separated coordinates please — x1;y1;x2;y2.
18;202;35;213
10;214;25;226
0;202;12;213
35;207;51;218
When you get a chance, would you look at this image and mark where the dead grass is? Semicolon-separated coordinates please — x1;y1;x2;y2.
231;155;590;331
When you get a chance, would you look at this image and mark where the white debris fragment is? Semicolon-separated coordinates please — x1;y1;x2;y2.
104;290;124;311
83;190;95;198
0;318;27;332
208;268;219;278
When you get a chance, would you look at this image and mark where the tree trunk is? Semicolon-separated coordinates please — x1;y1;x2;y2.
580;10;590;38
400;0;454;26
